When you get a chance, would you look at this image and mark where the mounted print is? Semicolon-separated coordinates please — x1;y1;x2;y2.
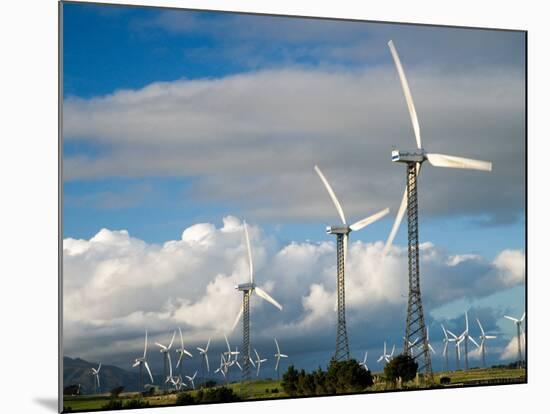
60;1;526;412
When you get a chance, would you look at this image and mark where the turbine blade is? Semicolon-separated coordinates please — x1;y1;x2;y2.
176;352;184;368
205;354;210;372
168;353;173;377
426;153;492;172
144;330;148;358
343;233;348;271
387;40;422;149
243;221;254;284
383;187;407;255
314;165;346;225
275;357;280;371
441;324;448;340
185;350;193;357
231;305;244;332
443;342;448;355
168;331;176;350
476;318;485;336
155;343;167;350
179;327;184;349
225;334;231;353
349;208;390;232
274;337;280;354
254;286;283;310
144;361;154;384
504;315;519;322
205;338;211;352
520;312;526;322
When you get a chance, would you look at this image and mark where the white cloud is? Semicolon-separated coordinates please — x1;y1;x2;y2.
493;249;525;286
63;217;525;363
63;64;524;224
500;336;525;361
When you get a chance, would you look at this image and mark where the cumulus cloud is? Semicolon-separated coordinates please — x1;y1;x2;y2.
63;217;525;367
500;335;525;361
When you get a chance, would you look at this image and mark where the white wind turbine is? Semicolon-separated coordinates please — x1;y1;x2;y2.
477;318;497;367
197;338;211;387
377;342;395;364
273;337;288;379
156;331;176;390
214;354;227;380
132;330;154;390
425;327;436;355
232;220;283;381
441;324;451;371
90;363;101;394
175;328;193;372
383;39;492;379
314;164;389;361
253;349;267;377
447;329;463;370
185;371;198;390
460;312;479;370
360;351;369;371
504;312;526;367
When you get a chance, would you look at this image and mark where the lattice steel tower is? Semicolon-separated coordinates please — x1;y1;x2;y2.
334;231;350;361
401;160;432;381
239;287;252;383
314;165;390;363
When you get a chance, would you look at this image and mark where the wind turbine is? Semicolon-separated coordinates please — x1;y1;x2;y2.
231;220;283;382
477;318;497;367
377;342;395;364
253;349;267;377
132;330;154;391
447;329;463;370
314;165;389;361
196;338;211;387
441;324;451;371
155;331;176;391
90;363;101;394
175;328;193;373
460;312;479;370
360;351;369;371
186;371;198;390
504;312;526;367
273;337;288;379
383;40;492;382
215;354;227;380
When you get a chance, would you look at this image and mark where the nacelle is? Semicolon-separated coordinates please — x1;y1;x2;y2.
391;149;425;163
236;282;255;291
326;225;350;235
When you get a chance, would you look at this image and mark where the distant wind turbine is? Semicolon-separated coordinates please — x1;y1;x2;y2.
132;330;154;390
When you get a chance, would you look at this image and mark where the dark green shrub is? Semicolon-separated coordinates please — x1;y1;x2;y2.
282;365;299;396
101;400;123;410
123;399;150;409
384;353;418;383
110;386;124;398
175;392;196;405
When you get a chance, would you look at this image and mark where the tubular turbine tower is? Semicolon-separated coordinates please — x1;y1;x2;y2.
384;40;492;382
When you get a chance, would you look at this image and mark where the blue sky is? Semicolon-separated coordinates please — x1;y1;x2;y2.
62;2;525;375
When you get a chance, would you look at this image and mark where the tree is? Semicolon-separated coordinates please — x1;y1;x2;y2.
282;365;299;396
109;386;124;399
326;359;373;393
384;354;418;384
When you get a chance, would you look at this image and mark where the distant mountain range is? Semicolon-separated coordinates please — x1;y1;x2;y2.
63;356;219;394
63;356;145;394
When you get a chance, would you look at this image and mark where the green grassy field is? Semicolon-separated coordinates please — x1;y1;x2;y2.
63;367;525;412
